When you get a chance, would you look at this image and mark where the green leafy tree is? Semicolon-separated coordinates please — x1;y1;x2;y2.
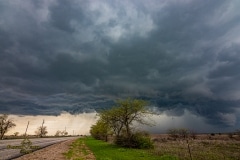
90;120;110;141
0;114;16;139
114;99;151;138
90;98;154;148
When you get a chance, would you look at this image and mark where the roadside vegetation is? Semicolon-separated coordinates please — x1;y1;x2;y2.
65;137;178;160
66;133;240;160
90;98;154;149
64;137;96;160
86;99;240;159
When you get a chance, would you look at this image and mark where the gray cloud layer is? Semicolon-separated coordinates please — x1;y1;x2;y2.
1;0;240;130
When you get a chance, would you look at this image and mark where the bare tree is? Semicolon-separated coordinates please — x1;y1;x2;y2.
35;126;48;137
35;120;48;138
62;130;68;136
178;128;189;139
0;114;16;139
168;128;179;140
189;130;197;139
55;130;61;136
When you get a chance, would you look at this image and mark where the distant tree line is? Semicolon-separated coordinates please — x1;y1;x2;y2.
0;114;71;139
55;130;68;136
168;128;197;140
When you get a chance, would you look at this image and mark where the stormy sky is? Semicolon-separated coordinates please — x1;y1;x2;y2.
1;0;240;133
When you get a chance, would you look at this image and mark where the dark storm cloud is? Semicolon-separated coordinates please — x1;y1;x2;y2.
0;0;240;130
207;44;240;100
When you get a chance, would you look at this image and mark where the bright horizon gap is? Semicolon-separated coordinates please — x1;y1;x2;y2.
6;109;234;136
6;112;97;136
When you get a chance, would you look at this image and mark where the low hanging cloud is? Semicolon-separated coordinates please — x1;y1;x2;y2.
1;0;240;132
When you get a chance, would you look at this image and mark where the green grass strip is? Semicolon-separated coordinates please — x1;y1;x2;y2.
64;138;88;160
83;137;178;160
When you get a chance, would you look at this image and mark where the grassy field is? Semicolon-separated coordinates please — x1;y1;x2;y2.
85;137;179;160
65;135;240;160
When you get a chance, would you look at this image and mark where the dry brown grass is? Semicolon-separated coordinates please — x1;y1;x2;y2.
151;134;240;160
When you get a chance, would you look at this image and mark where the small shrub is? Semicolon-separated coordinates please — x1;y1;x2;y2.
228;133;233;139
114;131;154;149
210;133;215;136
131;132;154;149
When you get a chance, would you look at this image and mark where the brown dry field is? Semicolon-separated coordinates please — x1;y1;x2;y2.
150;133;240;160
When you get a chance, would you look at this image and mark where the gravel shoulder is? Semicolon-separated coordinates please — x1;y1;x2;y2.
13;139;76;160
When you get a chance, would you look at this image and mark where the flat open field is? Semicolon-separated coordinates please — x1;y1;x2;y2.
66;135;240;160
2;134;239;160
151;134;240;160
